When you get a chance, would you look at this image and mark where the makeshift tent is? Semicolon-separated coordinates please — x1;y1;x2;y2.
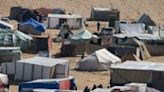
92;83;160;92
0;29;32;46
110;61;164;91
91;8;120;21
36;7;65;16
48;14;83;29
22;18;46;32
0;47;21;63
119;23;146;34
137;13;156;26
0;20;13;29
1;56;69;81
9;6;37;22
19;76;75;92
70;29;93;56
18;24;42;35
77;48;121;71
71;29;92;41
20;35;52;54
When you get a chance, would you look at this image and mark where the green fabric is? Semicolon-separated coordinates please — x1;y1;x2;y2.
0;29;32;46
71;29;92;40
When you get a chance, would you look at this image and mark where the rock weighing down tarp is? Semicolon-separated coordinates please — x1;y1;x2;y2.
1;56;69;81
77;48;121;71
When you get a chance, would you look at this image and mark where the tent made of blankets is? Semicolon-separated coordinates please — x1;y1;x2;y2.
0;20;13;29
1;56;69;81
110;61;164;91
0;29;32;46
76;48;121;71
19;76;75;92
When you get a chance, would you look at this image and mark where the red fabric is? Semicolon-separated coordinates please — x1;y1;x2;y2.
59;80;70;90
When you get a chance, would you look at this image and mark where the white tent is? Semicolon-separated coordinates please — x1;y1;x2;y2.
1;56;69;81
110;61;164;91
119;23;146;34
48;14;83;29
77;48;121;71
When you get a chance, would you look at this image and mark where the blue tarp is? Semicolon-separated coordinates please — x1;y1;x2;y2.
19;77;76;92
19;82;59;91
23;18;46;32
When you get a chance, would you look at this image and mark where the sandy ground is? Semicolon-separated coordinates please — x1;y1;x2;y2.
0;0;163;91
7;21;164;92
1;0;164;23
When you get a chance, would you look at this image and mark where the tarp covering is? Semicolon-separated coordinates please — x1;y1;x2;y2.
110;61;164;91
77;48;121;71
0;29;32;46
111;61;164;71
48;14;83;29
113;33;160;40
71;29;92;40
19;76;75;92
137;13;156;26
0;21;13;29
96;49;121;64
1;56;69;81
119;23;145;34
23;18;46;32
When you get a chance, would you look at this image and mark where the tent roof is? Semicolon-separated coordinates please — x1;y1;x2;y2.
0;47;20;50
48;14;82;19
23;18;46;32
119;23;145;34
71;29;92;40
95;48;121;63
111;61;164;72
92;7;111;11
113;33;160;40
137;13;156;26
17;56;68;67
